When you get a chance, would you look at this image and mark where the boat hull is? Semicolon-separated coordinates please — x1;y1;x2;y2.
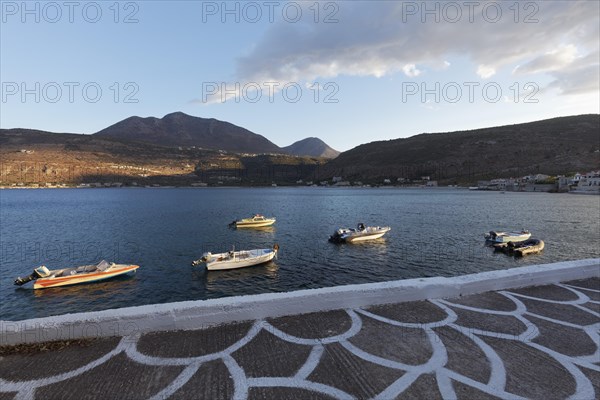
345;231;388;243
235;220;276;228
493;239;544;256
32;265;139;289
206;249;277;271
330;227;391;243
514;240;545;256
485;231;531;243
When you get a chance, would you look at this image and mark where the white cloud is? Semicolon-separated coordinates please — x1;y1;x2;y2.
547;64;600;95
197;1;599;102
513;45;579;75
402;64;422;77
476;65;496;79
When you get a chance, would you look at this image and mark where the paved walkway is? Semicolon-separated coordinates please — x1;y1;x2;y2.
1;277;599;399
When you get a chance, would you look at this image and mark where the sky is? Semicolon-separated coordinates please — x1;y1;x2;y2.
1;0;599;151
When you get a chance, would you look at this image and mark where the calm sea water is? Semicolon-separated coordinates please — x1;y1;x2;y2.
1;187;598;321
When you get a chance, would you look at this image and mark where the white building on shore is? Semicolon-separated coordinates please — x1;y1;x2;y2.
572;171;600;194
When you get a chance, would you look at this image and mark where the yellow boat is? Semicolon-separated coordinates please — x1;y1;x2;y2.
229;214;276;228
14;260;139;289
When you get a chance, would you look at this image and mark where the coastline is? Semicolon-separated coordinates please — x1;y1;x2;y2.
2;258;598;345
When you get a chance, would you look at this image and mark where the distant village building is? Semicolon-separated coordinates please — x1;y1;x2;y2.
426;180;438;187
332;176;343;183
557;176;572;192
477;180;490;189
489;178;507;190
573;170;600;194
383;179;391;184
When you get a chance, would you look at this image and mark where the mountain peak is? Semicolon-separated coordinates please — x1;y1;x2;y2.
284;137;340;158
94;112;281;153
163;111;191;119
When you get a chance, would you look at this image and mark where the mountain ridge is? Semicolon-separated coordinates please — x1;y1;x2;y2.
94;112;284;154
283;137;340;158
1;114;598;186
322;114;600;183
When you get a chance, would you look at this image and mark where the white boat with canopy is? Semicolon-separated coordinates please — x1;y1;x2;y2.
192;244;279;270
484;230;531;244
329;223;391;243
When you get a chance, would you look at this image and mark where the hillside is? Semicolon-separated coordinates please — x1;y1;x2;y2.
0;129;324;186
94;112;282;154
323;115;600;184
2;115;598;187
283;137;340;158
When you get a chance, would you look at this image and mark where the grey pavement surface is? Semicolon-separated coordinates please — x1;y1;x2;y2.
1;277;599;399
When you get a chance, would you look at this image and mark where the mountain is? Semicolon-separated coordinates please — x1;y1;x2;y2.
94;112;282;154
3;114;597;187
0;128;324;186
283;137;340;158
323;115;600;184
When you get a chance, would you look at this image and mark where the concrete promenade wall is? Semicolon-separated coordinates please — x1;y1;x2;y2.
1;258;598;346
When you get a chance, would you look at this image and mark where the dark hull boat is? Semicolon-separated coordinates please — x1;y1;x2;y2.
493;239;545;256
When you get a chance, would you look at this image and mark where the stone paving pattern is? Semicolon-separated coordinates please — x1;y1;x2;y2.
1;278;599;399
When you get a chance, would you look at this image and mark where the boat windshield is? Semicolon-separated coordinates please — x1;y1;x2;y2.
95;260;110;270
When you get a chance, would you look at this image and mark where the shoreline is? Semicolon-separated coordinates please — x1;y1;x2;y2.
2;258;598;345
1;186;595;194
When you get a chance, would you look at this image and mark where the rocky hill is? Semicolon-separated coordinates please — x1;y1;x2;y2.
94;112;282;154
283;137;340;158
2;115;598;187
323;115;600;184
0;129;324;186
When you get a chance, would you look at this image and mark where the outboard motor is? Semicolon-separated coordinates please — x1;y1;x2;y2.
14;273;37;286
14;266;50;286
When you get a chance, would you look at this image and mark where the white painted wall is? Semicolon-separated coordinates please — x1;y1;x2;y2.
1;258;598;345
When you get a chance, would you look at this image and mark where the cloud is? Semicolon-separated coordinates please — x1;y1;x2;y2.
476;65;496;79
232;1;598;85
402;64;421;77
529;50;600;96
513;45;579;75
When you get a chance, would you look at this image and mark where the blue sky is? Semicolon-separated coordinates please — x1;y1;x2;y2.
1;1;599;151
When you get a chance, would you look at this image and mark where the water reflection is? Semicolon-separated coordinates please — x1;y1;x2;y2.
204;262;279;287
233;226;276;239
2;187;599;320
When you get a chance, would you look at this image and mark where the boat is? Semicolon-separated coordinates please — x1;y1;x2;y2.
493;239;545;256
192;244;279;271
329;223;391;243
229;214;276;228
484;230;531;244
14;260;139;289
